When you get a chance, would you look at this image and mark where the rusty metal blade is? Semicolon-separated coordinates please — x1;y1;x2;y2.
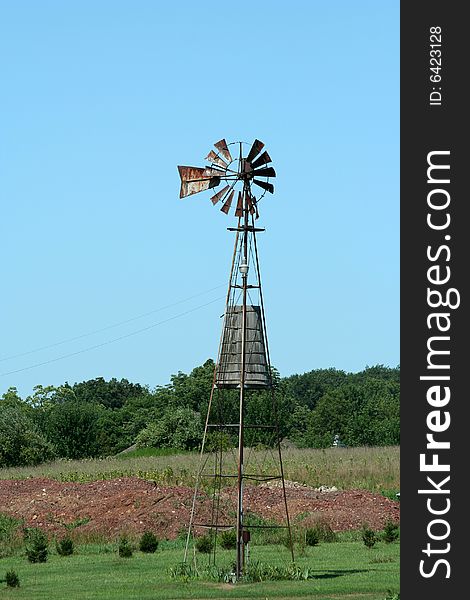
246;139;265;163
220;189;235;214
235;191;243;216
253;179;274;194
251;151;272;170
252;166;276;178
210;185;230;205
205;150;228;169
203;167;225;177
178;166;211;198
214;139;232;163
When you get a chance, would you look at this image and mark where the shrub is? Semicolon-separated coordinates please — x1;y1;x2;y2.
118;536;133;558
305;528;319;547
195;535;213;554
139;531;159;553
310;518;337;543
5;570;20;587
56;536;74;556
220;529;236;550
362;525;377;549
24;527;48;563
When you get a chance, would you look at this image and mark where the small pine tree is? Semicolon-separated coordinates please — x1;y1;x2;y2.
382;520;399;543
24;527;48;563
305;528;320;547
220;530;237;550
195;535;213;554
118;536;133;558
139;531;159;553
5;570;20;588
56;536;74;556
362;525;377;549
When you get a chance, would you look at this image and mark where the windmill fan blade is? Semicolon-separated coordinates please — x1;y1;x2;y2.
214;139;233;163
178;166;213;198
210;185;230;205
246;139;265;164
235;191;243;217
252;166;276;178
253;179;274;194
250;151;272;170
220;190;234;214
205;150;228;169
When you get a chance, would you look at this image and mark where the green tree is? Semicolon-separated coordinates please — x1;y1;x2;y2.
0;401;56;468
44;400;107;459
135;407;203;450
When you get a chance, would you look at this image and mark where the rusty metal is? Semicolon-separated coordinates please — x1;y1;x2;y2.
210;185;230;205
246;192;256;216
214;138;233;163
220;189;234;214
235;191;243;217
253;166;276;178
206;150;228;169
246;139;265;163
251;150;272;170
178;139;275;215
178;166;223;198
253;179;274;194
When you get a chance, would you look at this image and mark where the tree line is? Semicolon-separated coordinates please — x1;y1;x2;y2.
0;361;399;468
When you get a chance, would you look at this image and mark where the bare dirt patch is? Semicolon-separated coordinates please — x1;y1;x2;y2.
0;477;399;539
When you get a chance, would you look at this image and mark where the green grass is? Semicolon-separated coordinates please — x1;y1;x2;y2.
115;447;190;460
0;538;399;599
0;446;399;493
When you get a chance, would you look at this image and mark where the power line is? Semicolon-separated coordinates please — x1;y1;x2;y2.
0;296;224;377
0;284;225;363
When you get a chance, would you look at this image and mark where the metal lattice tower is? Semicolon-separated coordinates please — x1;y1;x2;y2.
178;139;293;579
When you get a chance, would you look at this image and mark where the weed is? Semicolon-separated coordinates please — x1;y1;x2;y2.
169;562;199;581
0;513;22;558
309;516;337;542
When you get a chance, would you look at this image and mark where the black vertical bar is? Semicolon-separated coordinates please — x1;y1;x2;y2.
236;179;249;580
401;2;466;598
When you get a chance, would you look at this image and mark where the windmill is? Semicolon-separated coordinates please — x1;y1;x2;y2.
178;139;293;579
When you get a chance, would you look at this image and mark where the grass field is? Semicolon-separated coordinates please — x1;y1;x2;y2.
0;536;399;600
0;446;400;494
0;447;400;598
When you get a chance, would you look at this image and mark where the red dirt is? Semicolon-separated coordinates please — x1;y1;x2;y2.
0;477;399;539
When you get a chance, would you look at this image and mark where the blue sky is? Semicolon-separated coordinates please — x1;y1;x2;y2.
0;1;399;398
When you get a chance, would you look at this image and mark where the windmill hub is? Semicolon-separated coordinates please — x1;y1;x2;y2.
177;139;275;217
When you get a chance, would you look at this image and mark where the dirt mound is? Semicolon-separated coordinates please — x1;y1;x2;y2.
0;477;399;539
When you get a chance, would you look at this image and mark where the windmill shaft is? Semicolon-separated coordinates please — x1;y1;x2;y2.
236;186;250;578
